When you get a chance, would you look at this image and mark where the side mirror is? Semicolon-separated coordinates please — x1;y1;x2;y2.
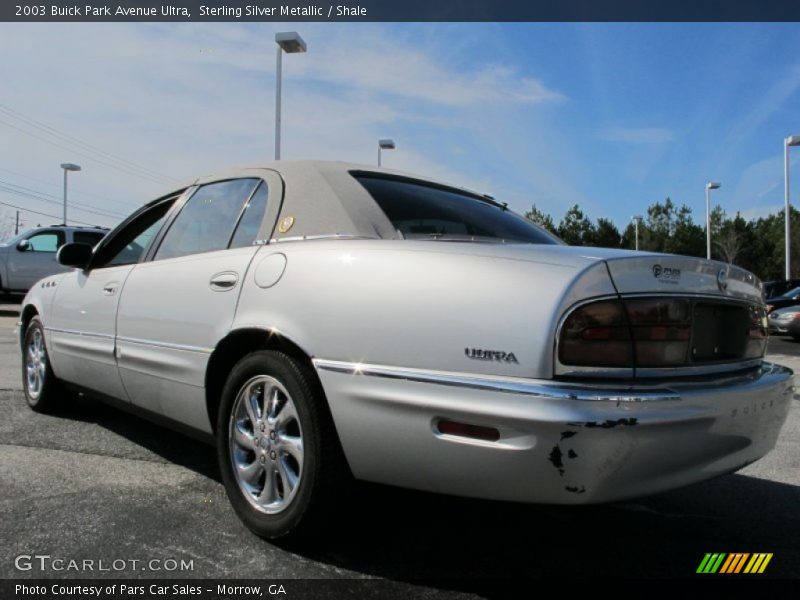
16;239;30;252
57;242;93;269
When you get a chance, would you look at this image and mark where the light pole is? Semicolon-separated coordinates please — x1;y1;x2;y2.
60;163;81;225
705;181;721;260
378;139;395;166
785;136;800;279
274;32;307;161
632;214;643;251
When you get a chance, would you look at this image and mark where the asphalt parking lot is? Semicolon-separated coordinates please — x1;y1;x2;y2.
1;303;799;591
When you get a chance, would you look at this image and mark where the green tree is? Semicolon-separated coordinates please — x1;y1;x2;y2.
524;204;556;234
668;204;704;257
592;218;622;248
557;205;596;246
645;197;676;252
620;221;641;250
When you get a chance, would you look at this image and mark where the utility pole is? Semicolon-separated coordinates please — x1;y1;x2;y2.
15;210;20;235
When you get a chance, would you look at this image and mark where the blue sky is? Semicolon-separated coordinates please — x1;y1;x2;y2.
2;22;800;233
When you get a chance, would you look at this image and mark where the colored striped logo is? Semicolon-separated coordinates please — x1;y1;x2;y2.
696;553;773;574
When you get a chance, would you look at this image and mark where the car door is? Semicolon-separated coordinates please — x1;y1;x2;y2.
7;229;67;290
47;198;178;400
115;175;278;433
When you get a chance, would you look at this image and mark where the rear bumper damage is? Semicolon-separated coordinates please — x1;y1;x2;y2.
314;359;794;504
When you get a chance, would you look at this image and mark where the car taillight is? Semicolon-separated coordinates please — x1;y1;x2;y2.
625;298;692;367
558;300;633;367
558;297;767;372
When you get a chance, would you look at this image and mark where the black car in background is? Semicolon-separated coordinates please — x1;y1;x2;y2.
765;286;800;313
763;278;800;299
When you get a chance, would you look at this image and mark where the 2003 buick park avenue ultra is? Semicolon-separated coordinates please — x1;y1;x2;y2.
17;161;794;538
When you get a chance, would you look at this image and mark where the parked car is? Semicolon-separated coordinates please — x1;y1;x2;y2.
765;286;800;313
767;305;800;335
762;278;800;300
0;225;107;300
16;161;793;539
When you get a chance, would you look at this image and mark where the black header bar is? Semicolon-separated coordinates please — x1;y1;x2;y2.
4;1;800;22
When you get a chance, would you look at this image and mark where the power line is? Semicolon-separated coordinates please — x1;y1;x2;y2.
0;185;119;225
0;103;177;185
0;116;175;187
0;179;126;219
0;166;141;213
0;199;96;227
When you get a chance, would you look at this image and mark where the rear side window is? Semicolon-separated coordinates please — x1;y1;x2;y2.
229;183;268;248
73;231;105;246
354;174;559;244
155;179;260;260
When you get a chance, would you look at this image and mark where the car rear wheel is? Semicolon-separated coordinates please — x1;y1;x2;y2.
217;350;349;540
22;316;66;413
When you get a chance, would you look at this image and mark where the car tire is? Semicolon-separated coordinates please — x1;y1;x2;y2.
22;316;66;413
217;350;350;540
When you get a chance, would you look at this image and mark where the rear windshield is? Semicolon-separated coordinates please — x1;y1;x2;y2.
354;174;560;245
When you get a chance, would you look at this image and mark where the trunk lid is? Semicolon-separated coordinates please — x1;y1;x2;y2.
604;255;763;304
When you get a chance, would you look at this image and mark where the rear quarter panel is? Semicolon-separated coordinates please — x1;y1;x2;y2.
233;240;615;378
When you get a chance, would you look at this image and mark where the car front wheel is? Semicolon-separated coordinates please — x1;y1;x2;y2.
217;350;349;540
22;316;66;412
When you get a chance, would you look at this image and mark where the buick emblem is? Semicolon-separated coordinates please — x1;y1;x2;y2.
717;268;728;291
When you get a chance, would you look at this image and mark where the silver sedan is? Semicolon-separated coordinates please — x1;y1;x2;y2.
17;161;794;539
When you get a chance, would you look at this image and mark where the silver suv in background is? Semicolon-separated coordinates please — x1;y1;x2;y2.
0;225;108;300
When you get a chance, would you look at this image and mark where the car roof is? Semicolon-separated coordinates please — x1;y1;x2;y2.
189;160;491;241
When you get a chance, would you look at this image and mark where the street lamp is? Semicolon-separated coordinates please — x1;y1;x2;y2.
631;214;643;251
785;135;800;279
274;31;307;161
705;181;721;260
378;139;395;167
60;163;81;225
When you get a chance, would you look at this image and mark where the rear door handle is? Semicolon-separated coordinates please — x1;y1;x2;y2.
210;272;239;291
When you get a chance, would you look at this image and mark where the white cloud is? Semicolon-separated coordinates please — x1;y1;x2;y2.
738;204;783;222
597;126;675;144
0;22;567;228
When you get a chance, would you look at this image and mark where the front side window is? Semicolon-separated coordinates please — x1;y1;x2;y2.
354;174;560;245
92;199;175;269
25;231;65;252
106;214;168;267
155;179;260;260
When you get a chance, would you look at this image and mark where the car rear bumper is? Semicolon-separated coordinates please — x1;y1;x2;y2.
314;359;794;504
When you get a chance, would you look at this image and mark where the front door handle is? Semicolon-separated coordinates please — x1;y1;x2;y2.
210;272;239;291
103;283;119;296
